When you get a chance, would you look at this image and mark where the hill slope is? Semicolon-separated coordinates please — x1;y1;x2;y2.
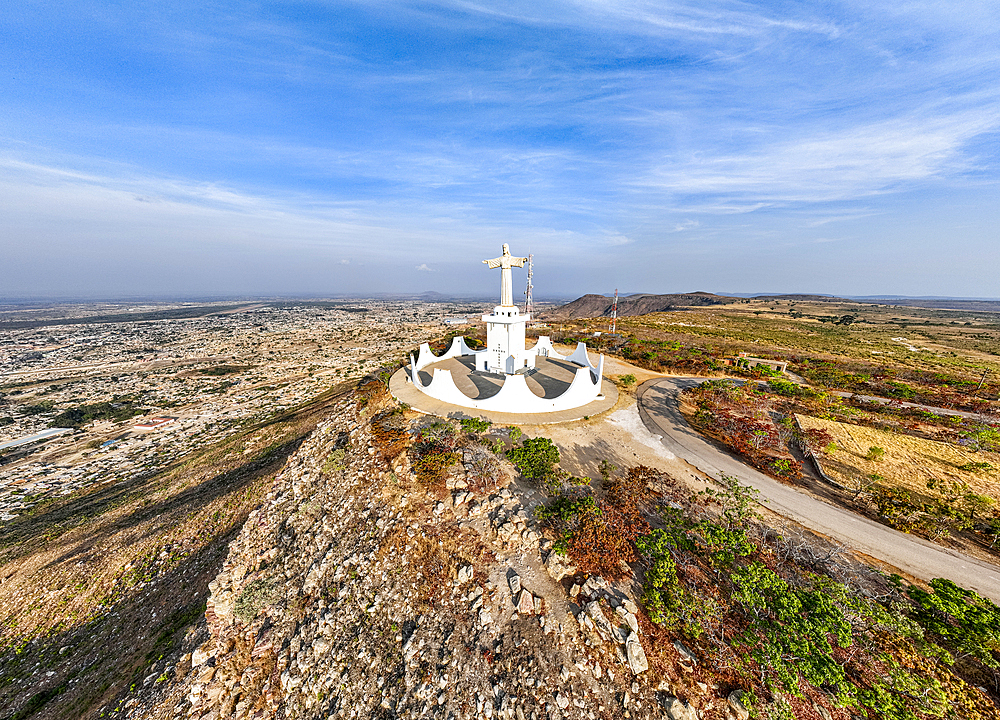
545;293;738;320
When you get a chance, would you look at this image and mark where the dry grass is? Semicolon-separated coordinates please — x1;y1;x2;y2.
797;414;1000;500
0;381;354;719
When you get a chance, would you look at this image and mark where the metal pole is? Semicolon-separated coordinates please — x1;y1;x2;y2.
609;289;619;333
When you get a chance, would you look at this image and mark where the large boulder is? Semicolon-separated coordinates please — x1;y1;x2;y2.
625;632;648;674
663;696;698;720
585;601;615;640
728;690;750;720
543;551;577;581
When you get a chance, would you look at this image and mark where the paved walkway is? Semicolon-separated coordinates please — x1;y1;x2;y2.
389;367;619;425
637;377;1000;602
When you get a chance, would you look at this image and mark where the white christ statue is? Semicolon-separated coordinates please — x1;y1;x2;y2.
483;244;528;307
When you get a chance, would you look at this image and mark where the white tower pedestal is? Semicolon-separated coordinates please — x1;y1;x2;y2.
477;305;536;374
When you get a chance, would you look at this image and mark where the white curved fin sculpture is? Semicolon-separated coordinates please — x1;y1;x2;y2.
591;353;604;384
414;337;484;371
410;352;604;413
529;336;563;359
565;341;596;369
408;320;604;413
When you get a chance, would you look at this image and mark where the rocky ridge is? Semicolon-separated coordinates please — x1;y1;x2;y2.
120;385;728;720
543;294;737;321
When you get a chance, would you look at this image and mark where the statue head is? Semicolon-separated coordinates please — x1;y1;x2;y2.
501;243;510;254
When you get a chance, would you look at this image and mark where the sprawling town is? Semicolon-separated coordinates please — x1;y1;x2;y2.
0;299;481;520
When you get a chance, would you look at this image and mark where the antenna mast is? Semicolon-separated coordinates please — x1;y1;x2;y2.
524;253;534;315
609;289;619;333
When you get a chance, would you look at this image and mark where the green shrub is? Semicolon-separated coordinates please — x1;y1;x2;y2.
198;364;248;376
731;562;851;694
635;529;683;626
866;446;885;462
768;379;818;398
506;437;559;479
23;400;56;415
885;381;916;399
48;400;144;429
957;461;994;473
907;578;1000;670
460;417;492;433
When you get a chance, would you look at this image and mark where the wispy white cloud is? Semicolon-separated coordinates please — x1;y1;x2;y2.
3;0;1000;297
637;109;1000;210
671;219;700;232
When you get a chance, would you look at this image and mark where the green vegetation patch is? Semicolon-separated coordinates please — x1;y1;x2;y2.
460;417;492;433
197;364;251;376
47;400;145;429
233;578;276;624
506;437;560;480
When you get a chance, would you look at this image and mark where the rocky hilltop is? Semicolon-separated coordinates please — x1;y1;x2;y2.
544;294;737;321
121;383;712;720
10;374;1000;720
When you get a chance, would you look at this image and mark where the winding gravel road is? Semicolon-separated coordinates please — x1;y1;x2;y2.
637;377;1000;602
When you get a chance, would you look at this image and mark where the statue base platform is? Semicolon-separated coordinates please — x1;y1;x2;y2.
389;357;618;425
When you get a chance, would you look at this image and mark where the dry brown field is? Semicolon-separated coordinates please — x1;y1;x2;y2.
798;414;1000;499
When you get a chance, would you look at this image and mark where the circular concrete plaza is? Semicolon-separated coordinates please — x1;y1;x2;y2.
389;355;618;425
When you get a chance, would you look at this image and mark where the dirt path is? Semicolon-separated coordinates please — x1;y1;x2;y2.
637;377;1000;602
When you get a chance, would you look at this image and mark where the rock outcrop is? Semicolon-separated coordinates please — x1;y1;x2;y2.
119;387;711;720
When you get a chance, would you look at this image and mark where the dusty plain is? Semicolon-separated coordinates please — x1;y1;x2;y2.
3;294;1000;720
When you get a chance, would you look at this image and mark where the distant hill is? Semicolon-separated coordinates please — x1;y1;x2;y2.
850;297;1000;313
544;292;739;319
752;294;847;302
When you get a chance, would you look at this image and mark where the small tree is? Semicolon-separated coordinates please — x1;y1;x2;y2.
866;446;886;462
507;437;560;480
460;417;492;434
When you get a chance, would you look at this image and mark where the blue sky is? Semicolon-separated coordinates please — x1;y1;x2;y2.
2;1;999;299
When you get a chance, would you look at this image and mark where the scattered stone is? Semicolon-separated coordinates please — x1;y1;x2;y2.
509;573;522;595
544;551;577;582
729;690;750;720
813;704;833;720
516;589;535;614
663;696;698;720
625;632;648;674
555;692;570;710
673;640;698;666
456;564;474;585
615;604;640;634
586;600;615;639
191;647;212;667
